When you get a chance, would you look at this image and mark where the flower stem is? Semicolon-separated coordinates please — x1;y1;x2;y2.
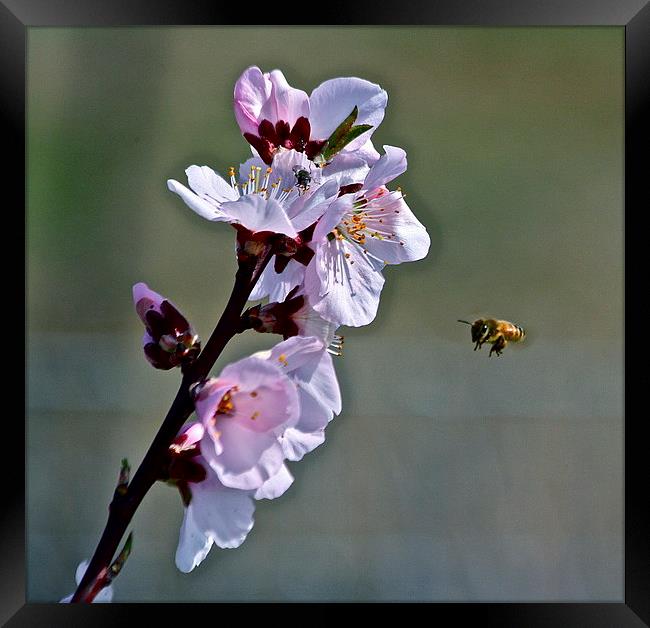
70;250;272;603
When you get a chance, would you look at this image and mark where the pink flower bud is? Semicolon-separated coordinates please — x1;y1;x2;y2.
132;283;200;370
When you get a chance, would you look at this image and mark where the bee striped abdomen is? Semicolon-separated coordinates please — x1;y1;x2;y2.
506;323;526;343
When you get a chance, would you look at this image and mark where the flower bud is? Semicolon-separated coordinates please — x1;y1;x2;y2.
133;283;200;370
244;294;305;338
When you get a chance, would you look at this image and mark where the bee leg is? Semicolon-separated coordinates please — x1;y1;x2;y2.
489;337;506;357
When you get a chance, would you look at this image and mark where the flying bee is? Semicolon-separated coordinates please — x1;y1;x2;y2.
292;165;312;194
457;318;526;357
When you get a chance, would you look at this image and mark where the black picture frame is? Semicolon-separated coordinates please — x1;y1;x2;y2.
6;0;647;624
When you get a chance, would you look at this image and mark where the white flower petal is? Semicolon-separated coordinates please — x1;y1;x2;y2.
312;196;354;242
287;179;339;232
362;195;430;264
175;474;256;572
254;464;294;500
265;335;325;373
249;258;305;303
186;165;239;204
190;477;256;548
306;238;385;327
175;505;214;573
220;195;297;237
362;145;408;192
280;428;326;461
309;77;388;152
295;350;342;415
207;423;287;490
167;179;228;222
294;387;333;433
320;152;370;189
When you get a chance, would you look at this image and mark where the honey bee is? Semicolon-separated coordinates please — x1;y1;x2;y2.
457;318;526;357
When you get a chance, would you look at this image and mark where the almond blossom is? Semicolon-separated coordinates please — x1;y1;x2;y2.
304;145;431;327
233;66;387;167
167;148;339;247
193;354;300;490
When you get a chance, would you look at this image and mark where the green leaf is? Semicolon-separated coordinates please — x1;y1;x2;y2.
323;106;359;155
324;124;372;160
321;111;373;161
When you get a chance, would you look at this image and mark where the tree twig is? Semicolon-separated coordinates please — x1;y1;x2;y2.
70;249;273;602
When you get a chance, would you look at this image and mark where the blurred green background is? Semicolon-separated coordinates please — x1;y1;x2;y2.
27;27;623;601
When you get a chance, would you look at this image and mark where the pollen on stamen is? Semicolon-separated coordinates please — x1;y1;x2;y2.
216;390;235;415
327;335;345;356
250;411;260;421
278;353;289;367
250;391;258;398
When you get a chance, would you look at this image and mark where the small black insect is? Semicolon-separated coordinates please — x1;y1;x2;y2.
292;165;312;194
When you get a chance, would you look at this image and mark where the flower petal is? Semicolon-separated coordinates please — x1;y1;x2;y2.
204;423;287;490
320;152;370;189
280;428;326;462
305;238;385;327
249;258;305;303
309;77;388;152
220;195;297;237
361;195;431;264
259;70;310;128
254;464;294;500
234;66;273;136
194;379;237;429
294;350;342;415
132;282;164;322
219;356;299;423
187;165;239;202
362;145;407;192
294;387;333;433
264;335;325;373
175;474;255;572
290;301;339;346
175;505;214;573
287;179;339;232
312;196;354;243
174;421;205;450
355;139;381;166
167;179;229;222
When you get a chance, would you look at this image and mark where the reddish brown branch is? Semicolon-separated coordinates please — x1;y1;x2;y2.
70;250;272;603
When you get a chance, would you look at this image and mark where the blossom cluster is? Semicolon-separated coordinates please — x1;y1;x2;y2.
135;67;430;573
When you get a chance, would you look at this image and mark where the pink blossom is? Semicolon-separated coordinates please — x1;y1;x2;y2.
304;145;431;327
234;66;387;165
193;355;300;490
169;422;294;573
132;283;200;370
